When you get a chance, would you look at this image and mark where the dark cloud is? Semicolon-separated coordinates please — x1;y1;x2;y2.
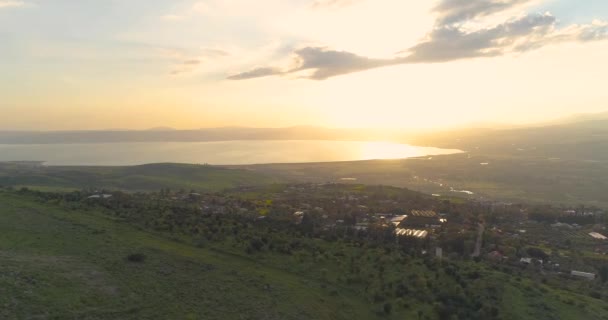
406;13;556;62
290;47;403;80
227;67;283;80
228;0;608;80
228;47;405;81
434;0;533;25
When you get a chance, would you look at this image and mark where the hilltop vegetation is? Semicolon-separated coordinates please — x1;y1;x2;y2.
1;185;606;319
0;192;372;320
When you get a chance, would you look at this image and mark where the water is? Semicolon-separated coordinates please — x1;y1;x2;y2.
0;140;462;166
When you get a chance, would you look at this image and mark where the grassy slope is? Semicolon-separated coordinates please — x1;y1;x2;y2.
0;163;281;192
0;192;373;320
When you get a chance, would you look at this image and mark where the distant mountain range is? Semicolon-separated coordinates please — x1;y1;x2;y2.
1;111;607;148
410;113;608;160
0;127;414;144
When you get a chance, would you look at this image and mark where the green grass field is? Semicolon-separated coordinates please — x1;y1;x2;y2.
0;192;375;320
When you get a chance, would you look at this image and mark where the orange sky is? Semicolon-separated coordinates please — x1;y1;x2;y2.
1;0;608;130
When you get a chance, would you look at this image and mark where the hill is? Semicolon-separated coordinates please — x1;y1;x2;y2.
1;188;607;319
410;118;608;161
0;192;373;320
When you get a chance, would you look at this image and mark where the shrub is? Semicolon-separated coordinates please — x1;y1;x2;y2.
127;253;146;263
383;302;392;315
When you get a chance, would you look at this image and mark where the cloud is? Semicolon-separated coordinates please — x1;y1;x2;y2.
0;0;27;8
162;47;230;76
228;47;405;80
576;20;608;42
291;47;403;80
406;13;557;63
227;67;283;80
229;0;608;80
433;0;535;25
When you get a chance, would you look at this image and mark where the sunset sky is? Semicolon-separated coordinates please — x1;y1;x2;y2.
1;0;607;130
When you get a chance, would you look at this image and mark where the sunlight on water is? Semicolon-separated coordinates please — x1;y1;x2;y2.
360;142;429;160
0;141;462;166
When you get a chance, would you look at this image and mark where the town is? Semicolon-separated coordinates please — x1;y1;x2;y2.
28;182;608;285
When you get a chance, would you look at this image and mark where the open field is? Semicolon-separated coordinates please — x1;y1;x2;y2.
0;162;280;192
240;152;608;208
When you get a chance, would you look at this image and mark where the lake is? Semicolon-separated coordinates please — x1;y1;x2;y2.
0;140;462;166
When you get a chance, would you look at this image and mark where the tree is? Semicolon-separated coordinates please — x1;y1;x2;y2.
527;247;548;260
599;265;608;283
383;302;392;315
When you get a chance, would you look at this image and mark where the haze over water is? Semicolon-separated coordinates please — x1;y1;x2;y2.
0;140;461;166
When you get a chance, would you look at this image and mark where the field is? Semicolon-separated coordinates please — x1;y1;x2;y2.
0;162;280;192
240;152;608;208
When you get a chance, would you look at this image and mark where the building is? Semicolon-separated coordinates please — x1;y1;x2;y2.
390;215;407;226
87;194;112;199
402;210;442;228
571;271;596;280
589;232;607;240
395;228;428;239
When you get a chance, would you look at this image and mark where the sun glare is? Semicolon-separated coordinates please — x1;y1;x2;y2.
359;142;420;160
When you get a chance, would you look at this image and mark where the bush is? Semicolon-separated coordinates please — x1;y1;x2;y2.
383;302;392;315
127;253;146;263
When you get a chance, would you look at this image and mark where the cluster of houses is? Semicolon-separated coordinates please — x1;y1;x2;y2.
391;210;447;239
87;193;112;199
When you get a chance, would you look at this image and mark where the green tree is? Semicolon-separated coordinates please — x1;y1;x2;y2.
599;265;608;283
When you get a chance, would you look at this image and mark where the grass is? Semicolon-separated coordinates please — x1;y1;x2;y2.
0;191;375;320
500;278;608;320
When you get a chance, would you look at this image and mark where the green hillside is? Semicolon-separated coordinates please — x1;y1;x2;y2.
0;192;371;320
1;190;606;319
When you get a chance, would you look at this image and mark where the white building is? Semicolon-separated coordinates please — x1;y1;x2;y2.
571;271;596;280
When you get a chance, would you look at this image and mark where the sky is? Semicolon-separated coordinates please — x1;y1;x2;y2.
1;0;608;130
